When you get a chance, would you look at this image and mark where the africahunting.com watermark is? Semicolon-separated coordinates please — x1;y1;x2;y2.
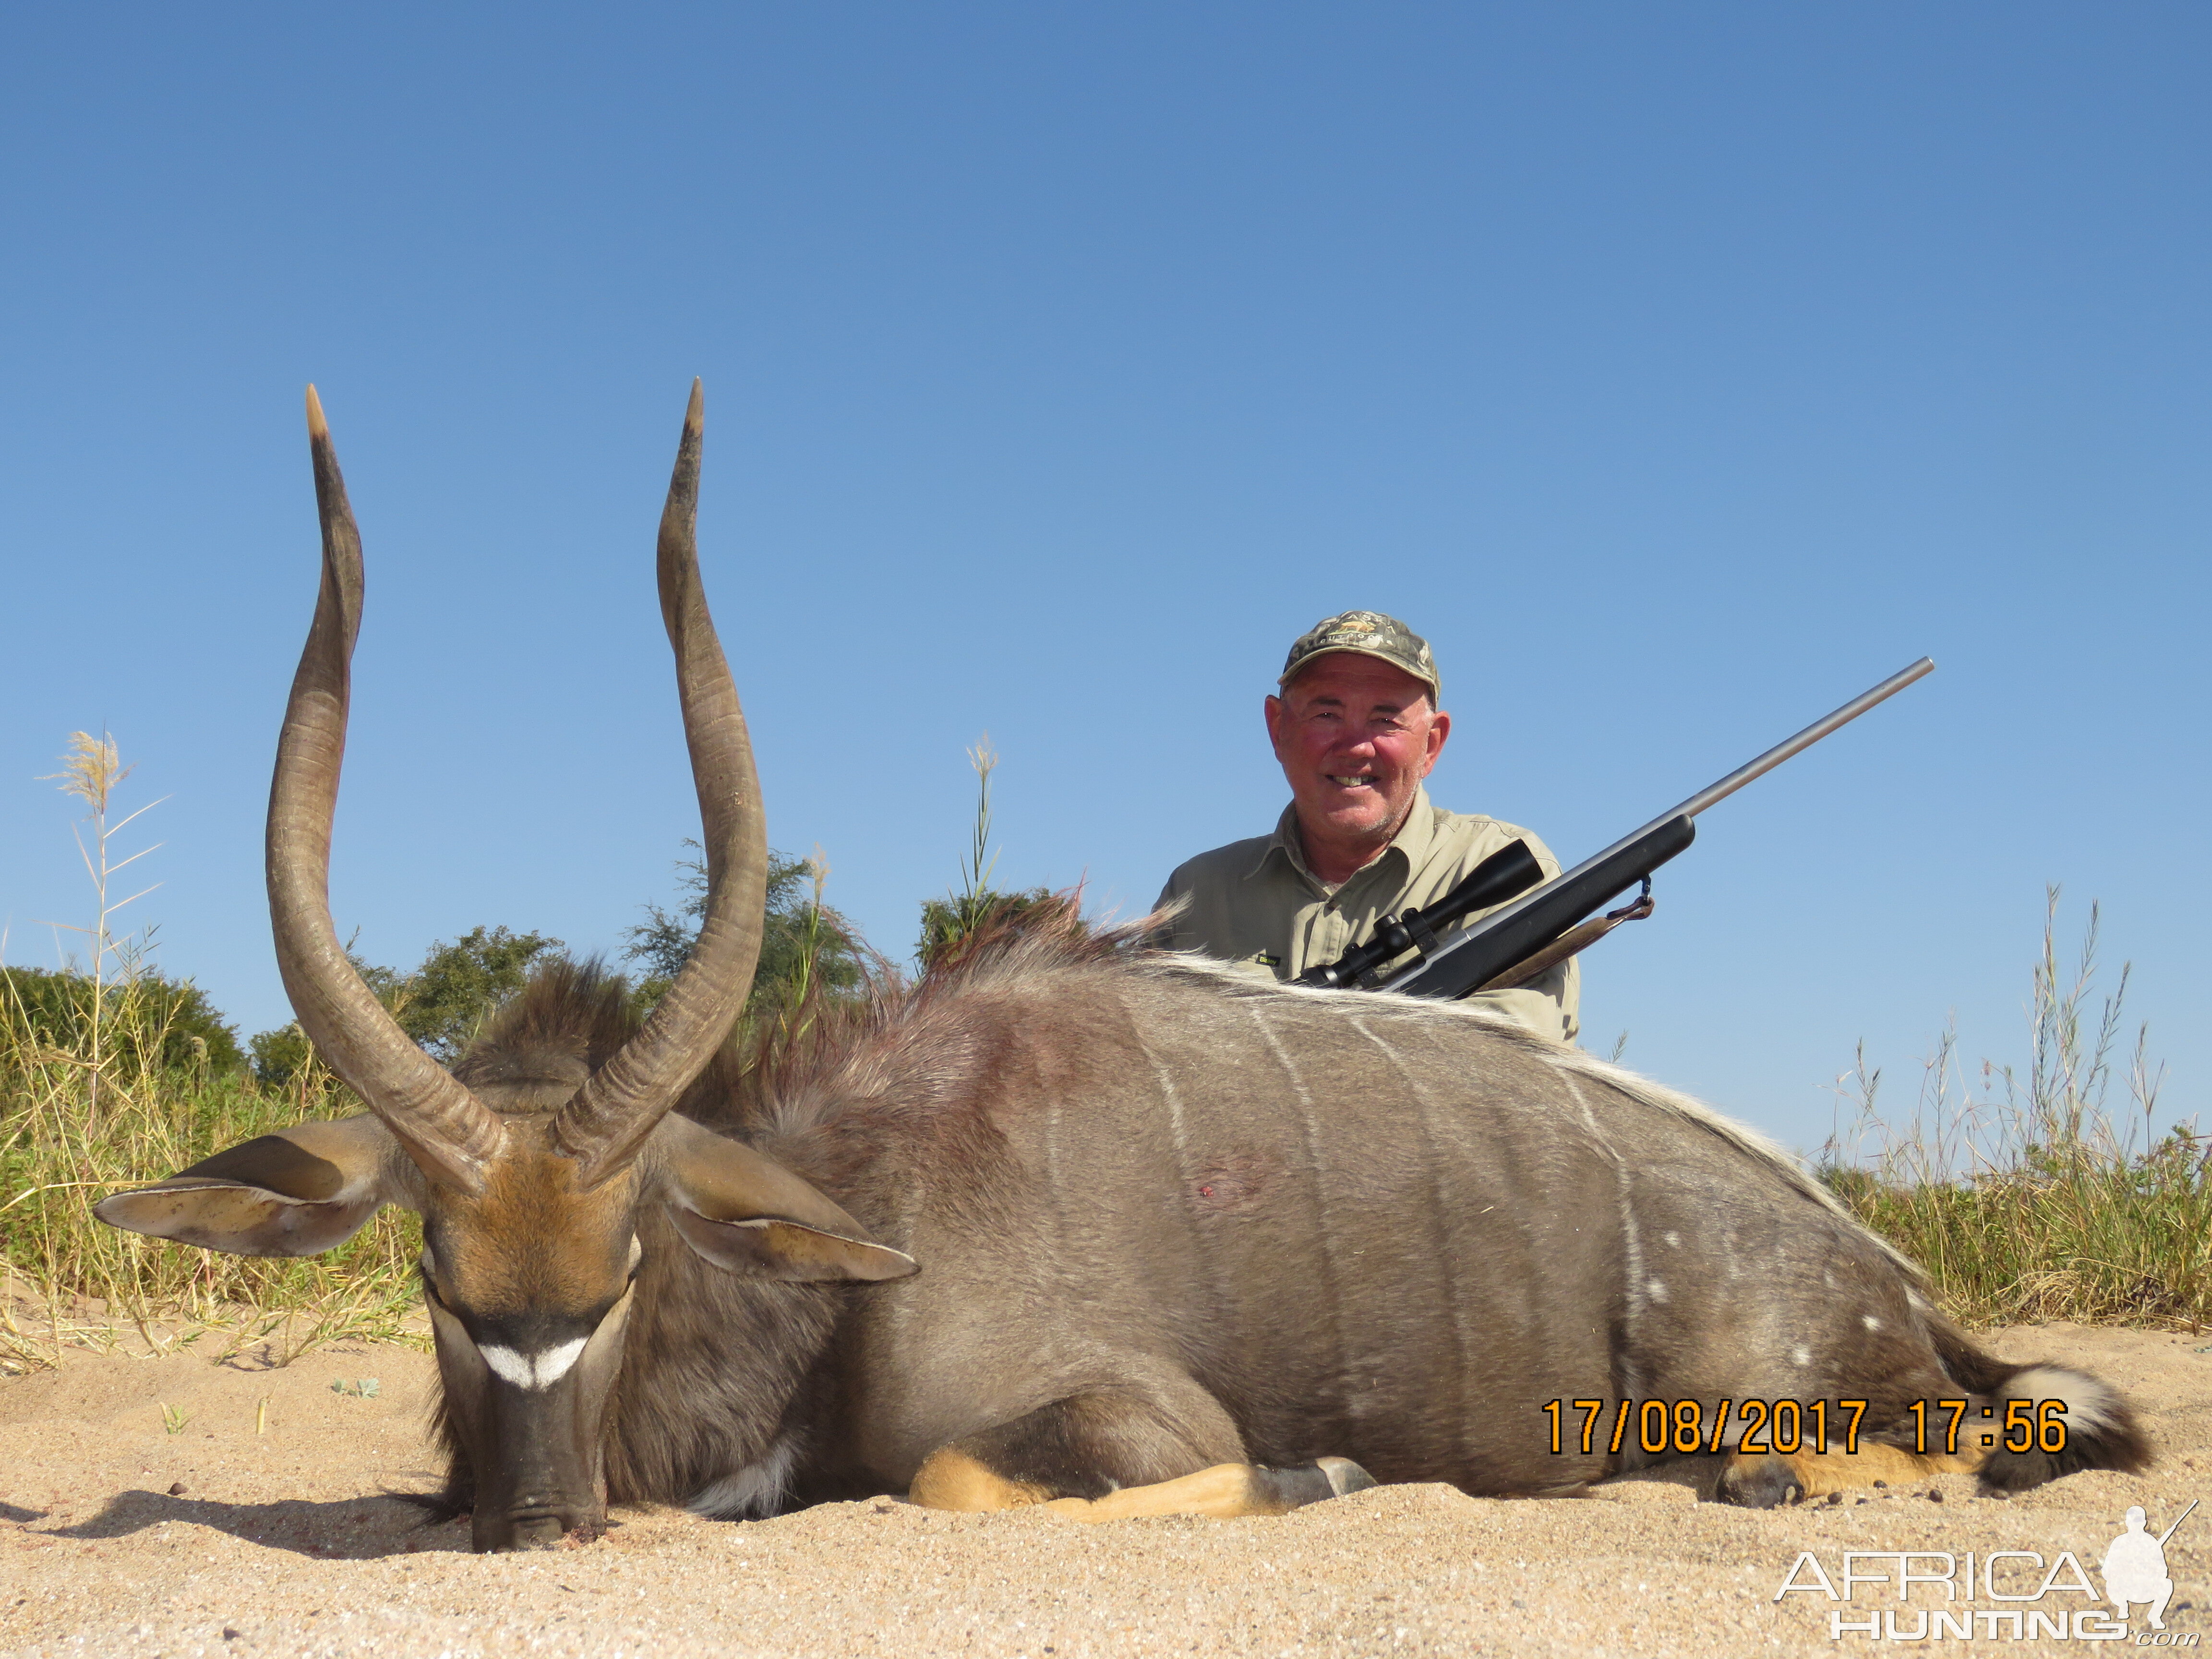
1774;1501;2198;1643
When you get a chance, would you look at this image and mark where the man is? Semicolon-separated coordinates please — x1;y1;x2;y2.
2101;1506;2176;1631
1154;610;1578;1042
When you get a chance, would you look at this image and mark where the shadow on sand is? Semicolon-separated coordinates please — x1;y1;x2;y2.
42;1488;471;1559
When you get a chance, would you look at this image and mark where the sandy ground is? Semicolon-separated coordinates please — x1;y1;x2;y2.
0;1324;2204;1657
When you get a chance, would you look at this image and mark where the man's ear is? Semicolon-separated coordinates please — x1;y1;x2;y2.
657;1115;916;1284
94;1115;399;1257
1421;705;1450;771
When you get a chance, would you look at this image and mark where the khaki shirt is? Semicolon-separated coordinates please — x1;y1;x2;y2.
1153;788;1580;1043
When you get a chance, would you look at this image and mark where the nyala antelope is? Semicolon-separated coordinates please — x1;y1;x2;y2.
99;386;2150;1551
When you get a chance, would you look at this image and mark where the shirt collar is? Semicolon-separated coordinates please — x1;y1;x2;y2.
1244;787;1436;887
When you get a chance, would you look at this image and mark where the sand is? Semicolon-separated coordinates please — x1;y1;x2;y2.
0;1323;2205;1657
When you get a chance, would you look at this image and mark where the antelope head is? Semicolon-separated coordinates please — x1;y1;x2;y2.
97;385;914;1551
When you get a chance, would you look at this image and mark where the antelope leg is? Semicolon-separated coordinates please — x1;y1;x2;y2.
1719;1440;1984;1506
908;1448;1057;1511
909;1447;1375;1520
906;1386;1372;1518
1043;1457;1375;1521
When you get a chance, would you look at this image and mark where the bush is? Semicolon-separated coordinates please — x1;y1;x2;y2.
247;926;564;1083
392;926;565;1060
624;844;869;1017
247;1022;317;1088
0;966;245;1075
917;888;1061;970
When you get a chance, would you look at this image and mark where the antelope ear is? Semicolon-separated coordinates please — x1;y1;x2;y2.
658;1115;917;1284
94;1115;399;1257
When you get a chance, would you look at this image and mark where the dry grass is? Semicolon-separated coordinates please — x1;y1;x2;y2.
0;979;427;1376
0;734;422;1375
1822;890;2209;1330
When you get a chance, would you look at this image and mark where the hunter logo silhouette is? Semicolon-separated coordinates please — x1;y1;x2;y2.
2103;1499;2195;1631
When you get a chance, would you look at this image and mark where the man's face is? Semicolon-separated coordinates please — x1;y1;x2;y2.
1264;655;1450;856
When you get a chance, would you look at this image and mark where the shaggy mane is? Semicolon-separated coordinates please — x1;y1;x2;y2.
452;908;1911;1284
676;892;1150;1137
452;957;640;1114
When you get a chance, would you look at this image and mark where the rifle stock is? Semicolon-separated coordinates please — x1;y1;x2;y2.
1293;839;1544;990
1382;815;1693;1000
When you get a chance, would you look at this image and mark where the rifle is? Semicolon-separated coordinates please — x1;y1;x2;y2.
2158;1498;2198;1548
1298;658;1936;1001
1292;838;1546;990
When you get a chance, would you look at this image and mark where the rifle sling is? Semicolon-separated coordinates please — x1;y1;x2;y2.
1475;882;1656;994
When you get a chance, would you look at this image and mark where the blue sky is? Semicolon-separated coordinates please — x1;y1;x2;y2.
2;3;2203;1154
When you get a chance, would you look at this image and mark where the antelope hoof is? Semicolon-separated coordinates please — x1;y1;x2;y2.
1317;1456;1379;1499
1718;1454;1804;1510
506;1513;569;1551
1256;1456;1378;1511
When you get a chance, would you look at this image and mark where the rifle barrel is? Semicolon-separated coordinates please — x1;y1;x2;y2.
1545;657;1936;898
1671;657;1936;823
2157;1497;2198;1547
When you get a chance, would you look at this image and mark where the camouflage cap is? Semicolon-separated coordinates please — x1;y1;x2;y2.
1278;611;1439;700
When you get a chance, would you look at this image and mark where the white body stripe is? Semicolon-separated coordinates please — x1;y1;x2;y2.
1162;952;1928;1280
